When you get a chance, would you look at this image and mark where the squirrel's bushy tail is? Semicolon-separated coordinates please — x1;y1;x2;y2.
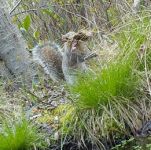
32;42;64;82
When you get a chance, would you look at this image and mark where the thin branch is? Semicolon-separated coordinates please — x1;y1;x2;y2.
58;6;94;25
9;0;22;15
10;9;38;17
84;52;97;61
10;5;94;25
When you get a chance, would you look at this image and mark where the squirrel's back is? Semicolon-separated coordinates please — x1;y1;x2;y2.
32;30;94;84
32;42;64;81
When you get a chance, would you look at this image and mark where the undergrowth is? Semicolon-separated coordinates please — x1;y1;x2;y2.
1;10;151;150
70;12;151;109
60;12;151;149
0;118;45;150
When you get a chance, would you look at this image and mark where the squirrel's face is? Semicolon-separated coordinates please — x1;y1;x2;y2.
62;30;92;53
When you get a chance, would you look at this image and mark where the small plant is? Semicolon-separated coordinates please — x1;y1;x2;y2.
0;118;45;150
71;53;139;108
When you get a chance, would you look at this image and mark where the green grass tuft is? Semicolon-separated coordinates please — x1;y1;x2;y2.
0;118;44;150
71;55;138;108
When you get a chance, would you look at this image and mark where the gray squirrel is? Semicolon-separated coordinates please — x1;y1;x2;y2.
32;30;96;84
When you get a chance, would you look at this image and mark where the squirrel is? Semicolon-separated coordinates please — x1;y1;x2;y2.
32;30;96;84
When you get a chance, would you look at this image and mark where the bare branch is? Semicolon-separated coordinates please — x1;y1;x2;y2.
9;0;22;15
10;9;38;16
84;53;98;61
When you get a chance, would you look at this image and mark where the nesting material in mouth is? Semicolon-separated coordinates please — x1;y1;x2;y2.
74;30;92;41
62;30;92;43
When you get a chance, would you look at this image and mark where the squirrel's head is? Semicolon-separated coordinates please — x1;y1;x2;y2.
62;30;92;52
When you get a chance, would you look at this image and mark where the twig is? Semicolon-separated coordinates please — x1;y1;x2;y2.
9;0;22;15
84;52;97;61
10;4;93;26
58;6;94;25
10;9;38;16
